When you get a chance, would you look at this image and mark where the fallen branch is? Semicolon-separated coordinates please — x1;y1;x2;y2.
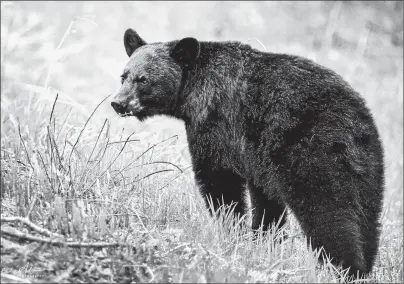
1;216;62;238
1;273;31;283
1;226;134;249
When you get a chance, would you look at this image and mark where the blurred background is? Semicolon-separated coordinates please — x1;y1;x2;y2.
1;1;403;216
2;1;402;104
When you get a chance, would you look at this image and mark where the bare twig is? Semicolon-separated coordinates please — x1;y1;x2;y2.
1;216;62;238
56;106;72;141
109;168;127;188
146;161;183;173
48;125;65;172
67;94;112;170
108;139;140;145
157;165;192;191
83;131;136;193
91;129;111;165
91;120;111;164
133;134;178;164
85;118;108;167
60;126;75;160
49;93;59;124
117;161;184;174
78;118;108;184
66;140;82;160
129;169;174;189
1;273;31;284
17;124;34;171
112;134;179;180
36;150;51;184
1;226;134;249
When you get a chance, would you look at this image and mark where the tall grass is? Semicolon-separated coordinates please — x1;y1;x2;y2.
1;1;402;283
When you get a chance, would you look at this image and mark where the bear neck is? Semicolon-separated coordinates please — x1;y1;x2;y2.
176;41;251;128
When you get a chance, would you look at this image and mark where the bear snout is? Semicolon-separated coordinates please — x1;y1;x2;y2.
111;101;128;115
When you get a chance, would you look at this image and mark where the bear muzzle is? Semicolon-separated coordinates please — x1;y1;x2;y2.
111;100;128;115
111;98;144;117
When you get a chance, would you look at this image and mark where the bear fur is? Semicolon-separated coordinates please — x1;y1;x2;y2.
111;28;385;278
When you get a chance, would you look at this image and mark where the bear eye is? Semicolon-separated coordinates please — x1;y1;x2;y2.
120;73;128;84
135;76;147;84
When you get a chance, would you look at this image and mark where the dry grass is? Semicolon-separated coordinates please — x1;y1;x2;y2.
1;1;402;283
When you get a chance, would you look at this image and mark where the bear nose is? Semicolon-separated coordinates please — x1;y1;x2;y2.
111;101;127;114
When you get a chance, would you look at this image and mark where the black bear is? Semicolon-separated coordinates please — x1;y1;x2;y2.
111;29;385;278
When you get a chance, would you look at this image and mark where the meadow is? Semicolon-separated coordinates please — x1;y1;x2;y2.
1;1;402;283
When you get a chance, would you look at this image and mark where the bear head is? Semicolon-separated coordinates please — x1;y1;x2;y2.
111;28;200;121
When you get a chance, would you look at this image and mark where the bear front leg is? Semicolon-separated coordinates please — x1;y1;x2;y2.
248;182;287;233
194;167;248;221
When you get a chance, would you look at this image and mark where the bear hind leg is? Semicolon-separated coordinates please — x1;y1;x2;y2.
360;205;383;274
292;206;367;279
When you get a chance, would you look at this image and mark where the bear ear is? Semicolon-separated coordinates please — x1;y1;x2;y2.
124;28;147;57
170;37;200;69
